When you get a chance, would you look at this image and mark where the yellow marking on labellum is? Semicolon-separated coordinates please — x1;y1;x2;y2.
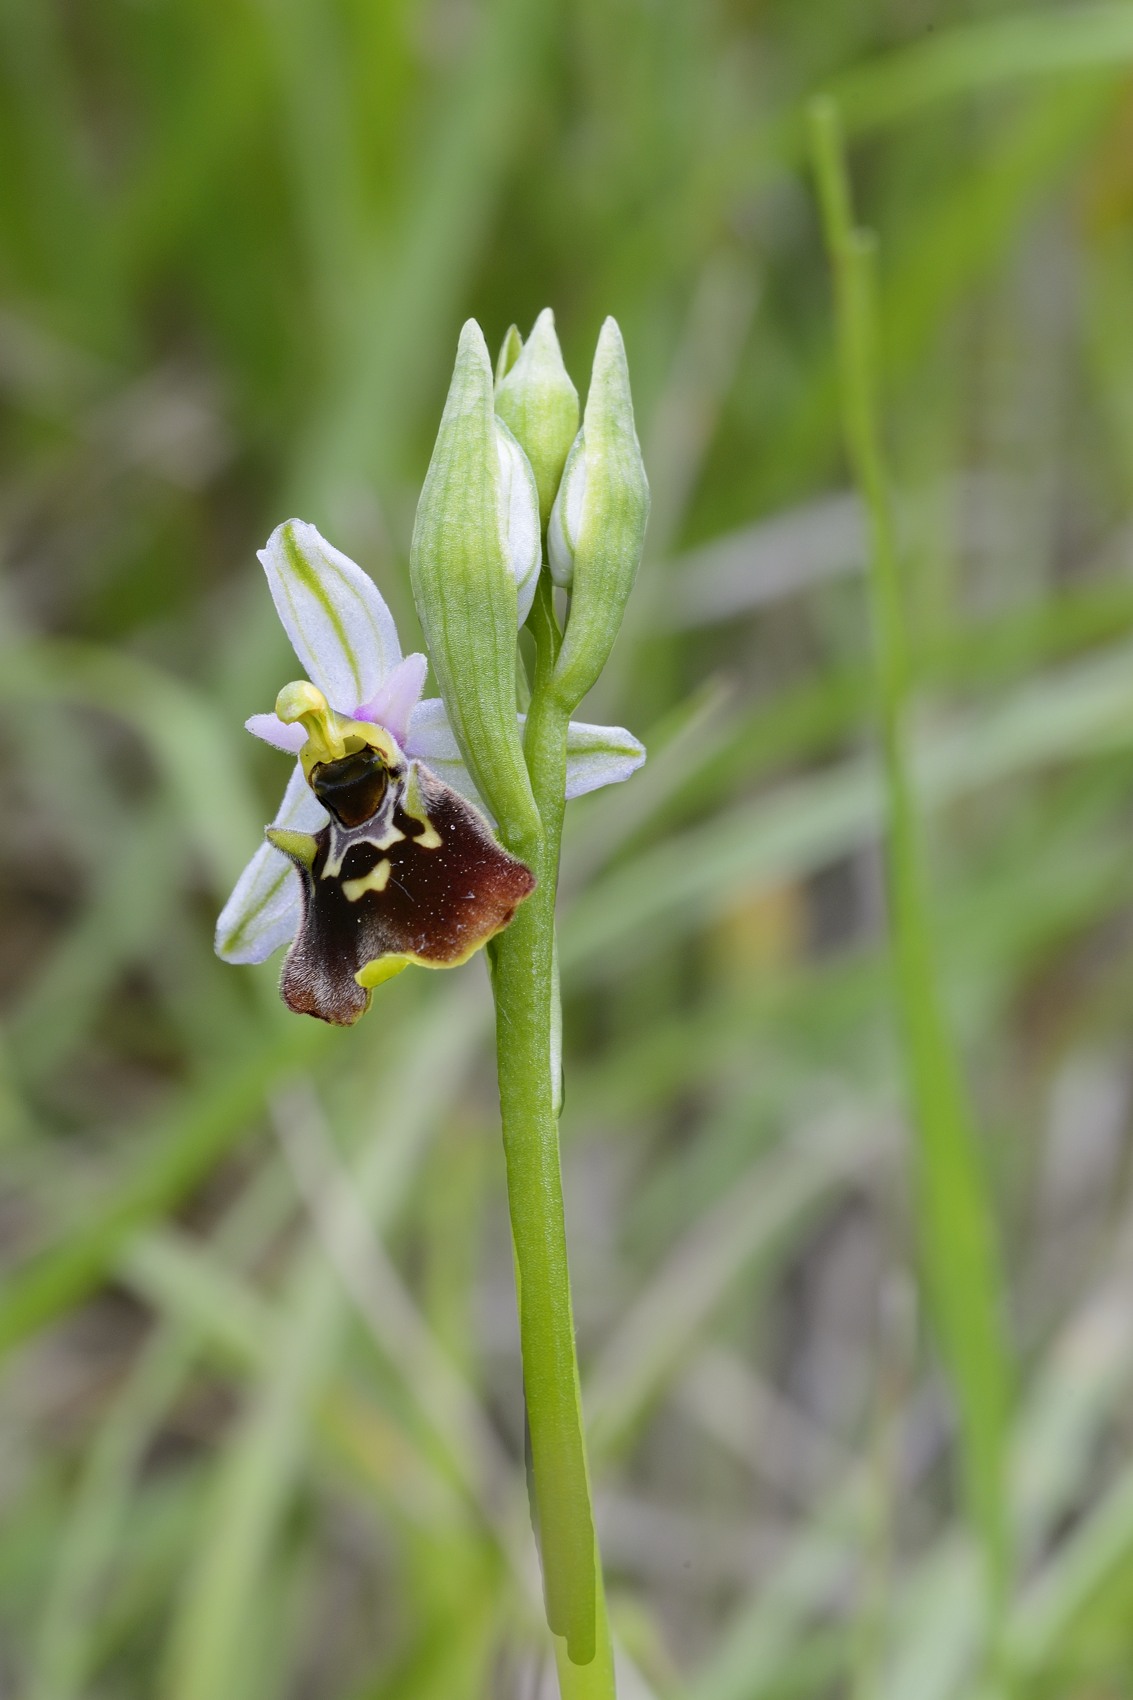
355;953;414;989
265;827;318;868
342;859;391;902
321;816;397;881
321;833;355;881
353;933;487;991
402;765;443;849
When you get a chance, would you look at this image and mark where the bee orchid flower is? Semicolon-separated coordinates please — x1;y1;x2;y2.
216;518;644;1024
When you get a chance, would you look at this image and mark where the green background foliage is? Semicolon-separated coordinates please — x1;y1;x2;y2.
3;1;1133;1694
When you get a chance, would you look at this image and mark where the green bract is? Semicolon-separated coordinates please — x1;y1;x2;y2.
495;308;580;533
548;318;650;710
409;320;541;848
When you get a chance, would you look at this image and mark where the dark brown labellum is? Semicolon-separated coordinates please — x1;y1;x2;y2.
269;758;535;1025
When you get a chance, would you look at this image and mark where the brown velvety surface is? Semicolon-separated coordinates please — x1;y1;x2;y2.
277;763;535;1025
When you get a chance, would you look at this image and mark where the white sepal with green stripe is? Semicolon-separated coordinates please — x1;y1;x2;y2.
215;761;326;964
258;518;402;711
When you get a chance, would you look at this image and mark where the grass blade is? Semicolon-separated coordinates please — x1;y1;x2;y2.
809;96;1012;1648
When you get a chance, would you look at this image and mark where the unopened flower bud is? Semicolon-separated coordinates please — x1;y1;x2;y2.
495;308;580;534
409;320;541;847
549;317;649;710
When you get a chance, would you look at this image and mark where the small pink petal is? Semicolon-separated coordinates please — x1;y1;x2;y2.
355;652;428;746
246;712;307;754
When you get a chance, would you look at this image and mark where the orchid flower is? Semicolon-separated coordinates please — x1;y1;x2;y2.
215;518;644;1023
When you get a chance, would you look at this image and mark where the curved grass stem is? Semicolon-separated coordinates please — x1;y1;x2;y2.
809;95;1012;1681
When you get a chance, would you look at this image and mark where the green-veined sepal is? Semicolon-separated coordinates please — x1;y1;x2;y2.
258;519;402;711
214;763;326;964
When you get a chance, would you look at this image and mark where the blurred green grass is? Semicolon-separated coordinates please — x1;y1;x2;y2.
5;2;1133;1695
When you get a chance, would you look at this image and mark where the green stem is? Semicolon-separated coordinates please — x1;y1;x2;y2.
490;574;615;1693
